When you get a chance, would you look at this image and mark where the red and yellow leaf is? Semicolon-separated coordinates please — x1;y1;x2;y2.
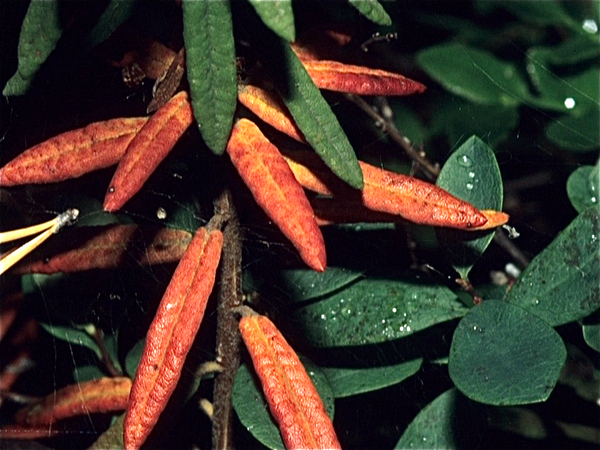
238;84;305;143
124;227;223;450
302;59;426;96
239;314;341;450
282;148;495;229
15;377;132;426
12;225;192;274
226;119;326;271
0;117;148;186
104;91;194;212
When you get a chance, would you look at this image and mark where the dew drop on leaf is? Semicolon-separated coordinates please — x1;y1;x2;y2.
457;155;473;167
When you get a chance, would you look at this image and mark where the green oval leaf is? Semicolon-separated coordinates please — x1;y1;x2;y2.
39;323;102;361
294;270;468;347
4;0;63;96
582;323;600;352
276;267;364;303
546;108;600;153
83;0;137;51
496;1;580;31
506;208;600;326
125;338;146;378
348;0;392;26
449;300;567;405
183;0;237;155
395;388;486;449
417;43;529;106
248;0;295;42
232;357;335;450
273;43;363;189
88;413;125;450
567;164;599;213
322;357;422;398
436;136;504;278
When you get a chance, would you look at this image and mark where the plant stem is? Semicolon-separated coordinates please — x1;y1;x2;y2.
211;190;243;450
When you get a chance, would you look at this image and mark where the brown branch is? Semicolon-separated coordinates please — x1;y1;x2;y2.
92;328;122;377
211;190;243;450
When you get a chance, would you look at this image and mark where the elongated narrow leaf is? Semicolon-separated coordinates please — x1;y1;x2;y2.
15;377;132;426
295;270;469;347
506;208;600;326
14;225;192;274
449;300;566;405
348;0;392;26
104;91;193;212
183;0;237;154
227;119;326;271
248;0;295;42
83;0;136;51
303;60;426;96
238;84;305;143
0;117;148;186
436;136;504;278
3;0;63;96
233;358;335;450
322;358;422;398
274;44;363;188
124;227;223;450
238;315;340;449
39;323;102;361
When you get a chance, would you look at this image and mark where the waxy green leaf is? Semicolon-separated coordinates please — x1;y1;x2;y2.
349;0;392;26
506;208;600;326
449;300;566;405
248;0;295;42
436;136;504;278
567;164;599;213
183;0;237;154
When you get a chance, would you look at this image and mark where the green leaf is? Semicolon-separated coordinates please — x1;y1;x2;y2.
294;270;468;347
417;43;529;106
248;0;295;42
526;65;599;116
506;208;600;326
582;323;600;352
395;388;487;449
322;358;422;398
125;338;146;378
348;0;392;26
39;323;102;361
232;357;335;450
429;96;519;149
567;164;599;213
545;108;600;152
449;300;567;405
528;35;600;67
435;136;504;278
104;331;123;374
73;364;105;383
83;0;137;51
88;413;125;450
183;0;237;155
274;43;363;189
493;0;580;31
3;0;63;96
391;103;427;147
276;267;364;303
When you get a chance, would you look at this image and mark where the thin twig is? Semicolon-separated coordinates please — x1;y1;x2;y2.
345;93;440;179
212;190;243;450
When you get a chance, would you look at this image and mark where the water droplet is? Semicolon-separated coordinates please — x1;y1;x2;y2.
457;155;473;167
422;437;427;442
564;97;576;109
468;171;476;178
392;307;397;313
591;197;597;203
591;234;597;243
405;325;411;332
156;207;167;220
320;314;326;320
582;19;598;34
466;182;474;190
532;298;540;306
381;319;386;324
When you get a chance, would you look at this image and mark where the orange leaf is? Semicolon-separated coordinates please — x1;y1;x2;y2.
309;197;399;226
124;227;223;450
226;119;326;271
239;314;341;450
474;209;510;230
282;148;491;229
104;91;194;212
0;117;148;186
238;84;305;143
302;59;426;96
12;225;192;274
15;377;132;426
